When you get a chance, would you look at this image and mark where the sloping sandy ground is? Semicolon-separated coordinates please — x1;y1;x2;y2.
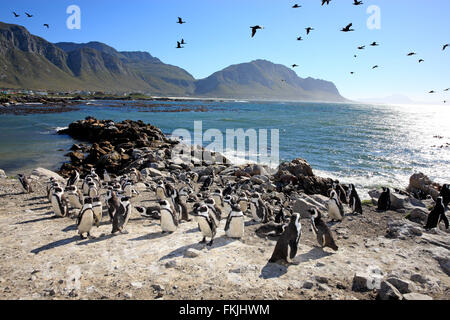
0;176;448;300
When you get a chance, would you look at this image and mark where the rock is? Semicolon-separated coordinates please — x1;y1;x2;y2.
410;274;428;284
302;281;314;289
164;260;177;269
151;284;165;292
407;173;440;200
145;168;164;178
403;293;433;300
185;248;202;258
317;284;330;292
386;277;414;294
67;151;84;164
377;281;403;300
292;194;328;217
31;168;65;182
315;276;329;284
352;273;382;292
406;208;429;224
131;282;143;289
0;169;6;178
386;220;423;239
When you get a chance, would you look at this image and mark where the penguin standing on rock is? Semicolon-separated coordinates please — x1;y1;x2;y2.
112;197;132;234
269;213;302;264
17;174;33;193
309;208;338;251
333;180;348;204
377;187;391;211
424;197;449;230
196;205;217;246
51;187;69;217
159;200;178;234
328;190;344;222
77;197;97;239
348;184;363;215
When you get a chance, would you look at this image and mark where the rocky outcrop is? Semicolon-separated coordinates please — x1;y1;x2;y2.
407;173;441;200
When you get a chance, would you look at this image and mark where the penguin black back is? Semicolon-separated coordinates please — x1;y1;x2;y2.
425;197;449;230
377;187;391;211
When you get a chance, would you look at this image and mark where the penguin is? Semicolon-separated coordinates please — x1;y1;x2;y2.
223;182;234;197
17;174;33;193
88;182;98;198
204;197;223;224
47;181;61;202
159;200;178;233
348;184;363;215
51;187;69;218
440;184;450;208
377;187;391;211
212;189;224;209
77;197;98;239
155;180;167;201
129;168;143;183
274;204;291;223
196;205;217;246
123;181;139;198
334;180;348;205
328;190;344;222
92;196;103;227
269;213;302;264
224;204;245;239
66;185;84;210
82;177;94;195
424;197;449;230
66;170;79;187
223;195;234;217
237;192;249;214
112;197;132;234
309;208;339;251
173;189;190;222
89;168;100;186
250;193;271;223
200;171;215;192
107;190;121;222
46;177;56;199
135;205;160;219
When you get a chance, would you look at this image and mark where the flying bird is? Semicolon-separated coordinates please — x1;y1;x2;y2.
250;25;263;38
296;36;303;41
429;90;435;94
322;0;331;5
305;27;314;35
177;17;186;24
350;72;355;74
418;59;424;63
357;46;365;50
443;44;449;51
176;41;184;49
181;39;186;45
292;64;299;68
341;23;354;32
25;12;33;18
353;0;364;5
43;24;49;29
444;88;449;91
372;65;379;69
407;52;417;56
370;42;379;46
12;12;20;17
292;4;302;8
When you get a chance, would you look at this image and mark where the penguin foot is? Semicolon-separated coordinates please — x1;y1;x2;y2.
200;237;207;244
207;240;214;247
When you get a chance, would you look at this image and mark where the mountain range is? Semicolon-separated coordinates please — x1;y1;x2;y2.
0;21;346;102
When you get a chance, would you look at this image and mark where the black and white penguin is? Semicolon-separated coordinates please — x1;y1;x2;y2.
123;181;139;198
333;180;348;205
159;200;178;233
223;182;234;197
17;174;33;193
269;213;302;264
348;184;363;215
204;197;223;224
212;189;224;209
88;182;98;198
250;193;270;223
66;170;79;187
112;197;132;234
66;185;84;210
328;190;344;221
155;180;167;201
92;196;103;227
77;197;97;239
225;204;245;239
135;205;160;219
90;168;100;186
196;205;217;246
129;168;143;183
237;192;249;214
309;208;339;251
424;197;449;230
274;204;291;223
47;180;61;202
200;171;215;192
223;195;234;217
51;187;69;218
440;184;450;208
107;190;121;222
377;187;391;211
173;189;190;222
82;177;94;195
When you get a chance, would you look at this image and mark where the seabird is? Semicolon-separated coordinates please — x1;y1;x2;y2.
372;65;379;69
292;64;299;68
292;4;302;8
250;25;264;38
296;36;303;41
370;42;379;46
418;59;424;63
25;12;33;17
176;41;184;49
341;23;354;32
305;27;314;35
407;52;417;56
177;17;186;24
353;0;363;5
443;44;449;51
322;0;331;5
358;46;365;50
13;12;20;17
44;24;49;28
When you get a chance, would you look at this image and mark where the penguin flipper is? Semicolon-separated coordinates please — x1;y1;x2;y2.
288;239;298;259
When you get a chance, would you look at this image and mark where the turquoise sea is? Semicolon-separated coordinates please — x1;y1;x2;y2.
1;100;449;197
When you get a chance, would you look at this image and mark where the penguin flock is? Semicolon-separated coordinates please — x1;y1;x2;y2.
16;166;449;265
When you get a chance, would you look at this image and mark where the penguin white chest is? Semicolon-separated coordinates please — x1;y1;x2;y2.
78;210;94;234
250;203;260;222
328;200;342;220
68;194;82;209
239;200;248;213
198;218;213;237
156;187;165;200
93;205;102;225
160;211;177;232
51;196;64;217
226;217;244;238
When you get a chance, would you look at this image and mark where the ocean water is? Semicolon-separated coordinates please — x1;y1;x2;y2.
0;100;449;198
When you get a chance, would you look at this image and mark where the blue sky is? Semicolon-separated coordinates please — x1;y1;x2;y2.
0;0;449;103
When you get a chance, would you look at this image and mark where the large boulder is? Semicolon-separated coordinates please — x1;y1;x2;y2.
31;168;65;182
0;169;6;178
386;220;423;239
407;173;440;200
377;281;403;300
352;273;383;292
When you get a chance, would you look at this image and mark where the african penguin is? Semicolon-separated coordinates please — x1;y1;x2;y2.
348;184;363;215
377;187;391;211
103;169;111;183
269;213;302;264
88;182;98;198
159;200;178;233
173;189;190;222
250;193;270;223
224;204;245;239
77;197;97;239
92;197;103;227
440;184;450;208
328;190;344;222
17;174;33;193
156;181;167;201
197;205;217;246
107;190;121;222
51;187;69;218
204;197;223;224
66;185;84;210
112;197;132;234
66;170;79;187
309;208;338;251
424;197;449;230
